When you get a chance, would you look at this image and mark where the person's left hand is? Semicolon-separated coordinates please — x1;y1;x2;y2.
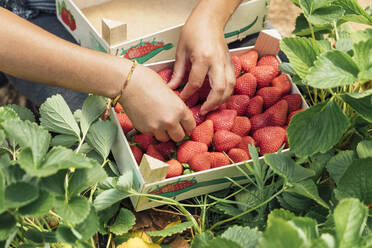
168;14;236;115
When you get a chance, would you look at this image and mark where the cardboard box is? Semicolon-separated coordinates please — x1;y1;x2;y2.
56;0;269;64
110;30;308;211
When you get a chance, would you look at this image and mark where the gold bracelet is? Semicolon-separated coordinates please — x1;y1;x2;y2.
111;60;138;106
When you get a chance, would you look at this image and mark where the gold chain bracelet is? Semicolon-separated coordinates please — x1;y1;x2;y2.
111;60;138;106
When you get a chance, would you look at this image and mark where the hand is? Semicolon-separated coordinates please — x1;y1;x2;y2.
168;13;236;115
120;64;196;142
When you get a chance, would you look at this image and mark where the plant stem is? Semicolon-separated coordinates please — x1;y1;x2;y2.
89;159;109;202
308;21;315;40
306;84;316;105
41;217;52;231
64;172;70;204
106;233;112;248
333;21;339;41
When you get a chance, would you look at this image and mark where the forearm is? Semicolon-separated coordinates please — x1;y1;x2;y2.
0;7;130;99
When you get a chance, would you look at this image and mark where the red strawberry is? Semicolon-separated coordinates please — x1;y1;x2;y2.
250;66;279;88
206;109;237;131
226;95;250;116
190;105;206;126
134;134;154;151
199;78;211;101
191;120;214;146
166;160;183;178
117;113;133;134
237;136;256;154
114;103;125;113
130;145;143;164
239;50;258;72
189;152;211;172
235;73;257;97
184;91;200;108
272;74;291;95
219;103;227;110
256;87;282;108
282;94;302;113
250;113;270;133
214;130;242;152
155;141;176;159
253;126;286;155
257;55;280;75
246;95;264;117
158;68;173;83
265;100;288;126
228;148;250;162
231;116;251;137
231;55;242;77
209;152;231;168
146;144;165;162
288;108;306;124
177;141;208;163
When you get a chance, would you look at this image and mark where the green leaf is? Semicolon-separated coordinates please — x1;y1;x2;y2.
353;40;372;81
311;234;336;248
39;94;81;138
18;189;54;217
94;188;130;211
264;153;315;183
351;29;372;43
56;225;78;244
51;134;79;148
148;221;192;237
293;14;332;36
80;95;107;137
288;100;350;157
6;104;35;122
291;216;319;241
341;89;372;122
299;0;331;15
336;38;354;52
75;205;99;240
87;120;117;160
97;202;120;234
326;150;357;184
2;120;50;167
317;40;332;51
221;226;261;248
335;0;372;25
109;208;136;235
0;171;4;214
306;50;359;88
54;196;90;225
115;171;133;192
40;170;66;195
0;107;19;123
0;212;16;241
335;158;372;204
334;198;368;248
5;182;38;209
280;37;323;79
267;209;296;225
307;6;344;25
356;140;372;159
24;229;44;244
289;179;329;209
69;164;107;196
279;63;296;75
205;238;242;248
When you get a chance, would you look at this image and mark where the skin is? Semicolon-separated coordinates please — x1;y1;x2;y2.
0;0;241;141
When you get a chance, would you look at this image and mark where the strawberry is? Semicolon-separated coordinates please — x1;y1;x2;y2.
282;94;302;113
246;95;264;117
228;148;250;162
190;105;206;126
226;95;250;116
272;74;291;96
189;152;211;172
214;130;242;152
219;103;227;110
232;55;242;77
166;160;183;178
208;152;231;168
256;87;282;108
158;68;173;83
177;141;208;163
206;109;237;131
257;55;280;75
235;73;257;97
250;66;279;88
130;145;143;164
288;108;306;125
114;103;125;113
155;141;176;159
117;113;133;134
134;134;154;151
146;144;165;161
250;113;270;133
239;50;259;72
253;126;286;155
184;91;200;108
237;136;256;154
231;116;251;137
199;78;211;101
191;120;214;146
265;100;288;126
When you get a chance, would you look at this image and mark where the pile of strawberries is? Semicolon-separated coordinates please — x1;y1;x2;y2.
115;49;306;178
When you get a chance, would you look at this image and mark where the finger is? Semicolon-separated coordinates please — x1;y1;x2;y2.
154;129;170;142
168;52;187;90
200;64;226;115
180;61;209;101
180;109;196;135
167;123;186;142
221;61;236;103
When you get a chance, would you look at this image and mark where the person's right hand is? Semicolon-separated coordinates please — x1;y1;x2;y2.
119;64;196;142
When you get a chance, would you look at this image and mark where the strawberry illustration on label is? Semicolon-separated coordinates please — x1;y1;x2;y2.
58;1;77;31
121;39;174;64
149;179;197;197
